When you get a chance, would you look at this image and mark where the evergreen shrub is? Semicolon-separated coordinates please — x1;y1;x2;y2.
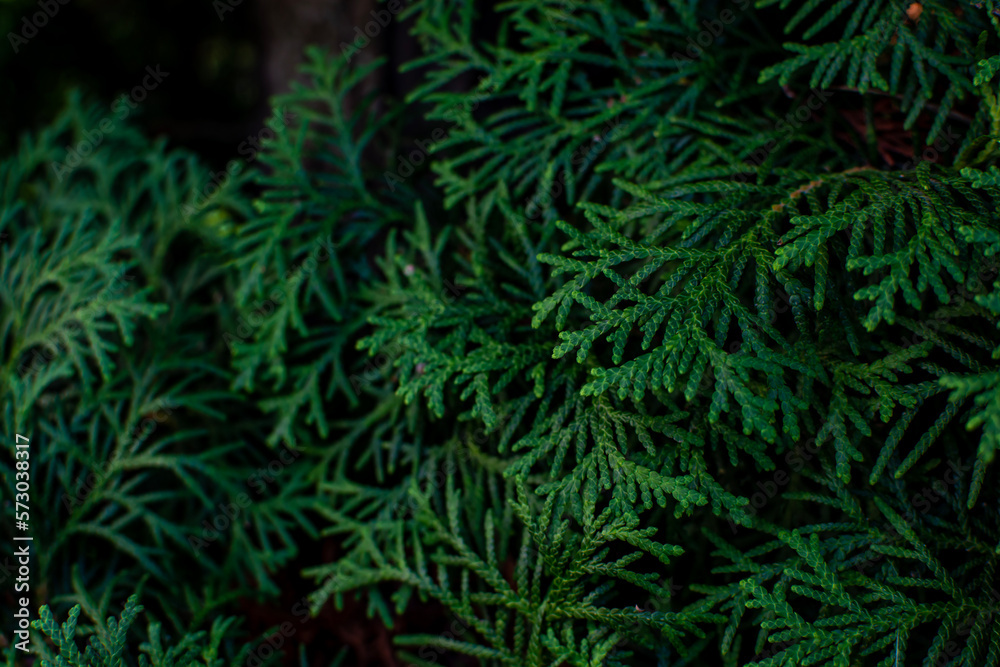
4;0;1000;665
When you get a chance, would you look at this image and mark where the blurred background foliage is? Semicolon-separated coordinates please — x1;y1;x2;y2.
0;0;388;164
0;0;259;161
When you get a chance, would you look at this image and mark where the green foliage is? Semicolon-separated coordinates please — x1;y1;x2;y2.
0;91;318;648
253;0;1000;664
758;0;992;145
224;50;416;449
6;595;257;667
6;0;1000;665
719;459;1000;666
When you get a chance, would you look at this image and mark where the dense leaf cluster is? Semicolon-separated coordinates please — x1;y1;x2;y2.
3;1;1000;665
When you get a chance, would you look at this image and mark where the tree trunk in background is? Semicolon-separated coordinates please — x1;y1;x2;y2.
256;0;382;112
254;0;469;134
